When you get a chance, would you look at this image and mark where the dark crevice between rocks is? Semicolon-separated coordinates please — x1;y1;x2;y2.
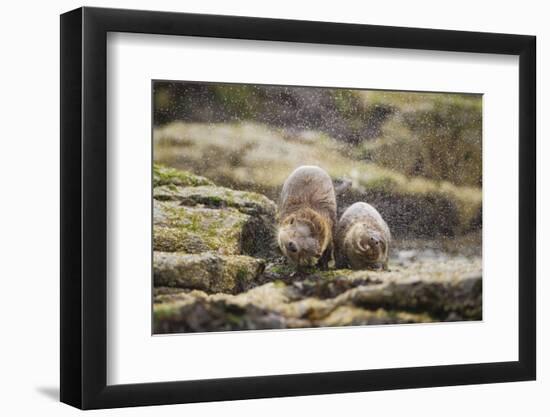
351;277;482;321
289;276;382;300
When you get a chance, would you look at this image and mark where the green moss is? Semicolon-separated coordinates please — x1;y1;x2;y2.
154;227;214;253
155;202;251;255
362;175;400;193
317;269;355;280
154;184;276;218
206;195;224;206
153;163;214;187
226;312;244;326
273;280;287;288
234;267;250;288
153;301;184;321
268;264;295;276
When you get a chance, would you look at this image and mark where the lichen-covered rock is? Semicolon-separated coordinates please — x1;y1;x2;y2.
153;163;214;187
153;185;276;257
153;286;308;333
153;185;276;217
153;251;265;294
327;258;483;320
154;297;303;333
153;200;275;257
356;91;482;187
319;306;432;327
340;274;481;320
153;201;250;255
153;256;481;333
153;227;213;253
150;164;483;333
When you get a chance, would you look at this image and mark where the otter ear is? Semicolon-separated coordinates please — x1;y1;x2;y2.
302;218;316;233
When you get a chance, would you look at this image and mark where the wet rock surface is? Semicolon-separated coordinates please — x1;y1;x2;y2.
153;166;276;257
154;252;265;294
153;164;482;333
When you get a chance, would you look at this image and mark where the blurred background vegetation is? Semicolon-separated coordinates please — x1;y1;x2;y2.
153;81;482;240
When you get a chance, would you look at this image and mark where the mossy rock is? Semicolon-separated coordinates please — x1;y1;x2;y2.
154;201;249;255
154;298;293;333
153;256;481;333
153;227;212;253
154;185;276;217
357;91;482;187
153;163;214;187
339;187;462;238
319;306;432;327
337;167;481;237
329;259;483;320
346;274;482;320
153;251;265;294
153;200;275;257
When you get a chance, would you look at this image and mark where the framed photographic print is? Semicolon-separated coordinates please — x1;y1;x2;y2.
60;6;536;409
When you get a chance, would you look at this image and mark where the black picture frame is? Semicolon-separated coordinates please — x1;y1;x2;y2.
60;6;536;410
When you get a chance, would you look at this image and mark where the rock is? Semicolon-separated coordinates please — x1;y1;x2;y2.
153;251;265;294
153;226;213;253
154;201;249;255
153;200;275;257
287;275;381;300
154;298;299;334
153;185;277;257
153;185;276;217
346;275;482;320
153;163;214;187
319;306;432;327
153;287;306;333
356;91;482;187
150;165;483;333
153;257;481;333
330;259;483;320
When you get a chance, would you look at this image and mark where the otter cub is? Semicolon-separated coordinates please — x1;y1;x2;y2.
277;166;337;269
336;202;391;270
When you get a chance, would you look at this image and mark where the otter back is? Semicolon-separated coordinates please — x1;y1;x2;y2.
279;165;337;225
278;166;337;268
336;202;391;269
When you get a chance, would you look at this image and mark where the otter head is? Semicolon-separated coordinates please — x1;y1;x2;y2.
347;223;387;266
278;214;324;267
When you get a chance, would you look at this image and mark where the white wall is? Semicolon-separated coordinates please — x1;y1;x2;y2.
0;0;546;415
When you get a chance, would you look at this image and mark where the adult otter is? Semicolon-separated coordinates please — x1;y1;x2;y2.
336;202;391;270
277;166;337;269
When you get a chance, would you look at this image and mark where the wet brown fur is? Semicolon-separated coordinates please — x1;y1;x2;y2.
278;166;337;269
336;202;391;270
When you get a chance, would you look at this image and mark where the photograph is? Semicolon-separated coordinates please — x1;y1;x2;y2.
50;0;540;417
152;81;483;334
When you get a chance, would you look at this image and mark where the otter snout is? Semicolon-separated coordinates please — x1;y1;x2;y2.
358;235;376;252
366;236;381;247
286;241;298;253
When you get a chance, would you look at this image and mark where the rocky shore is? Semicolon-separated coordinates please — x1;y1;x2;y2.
153;164;482;333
